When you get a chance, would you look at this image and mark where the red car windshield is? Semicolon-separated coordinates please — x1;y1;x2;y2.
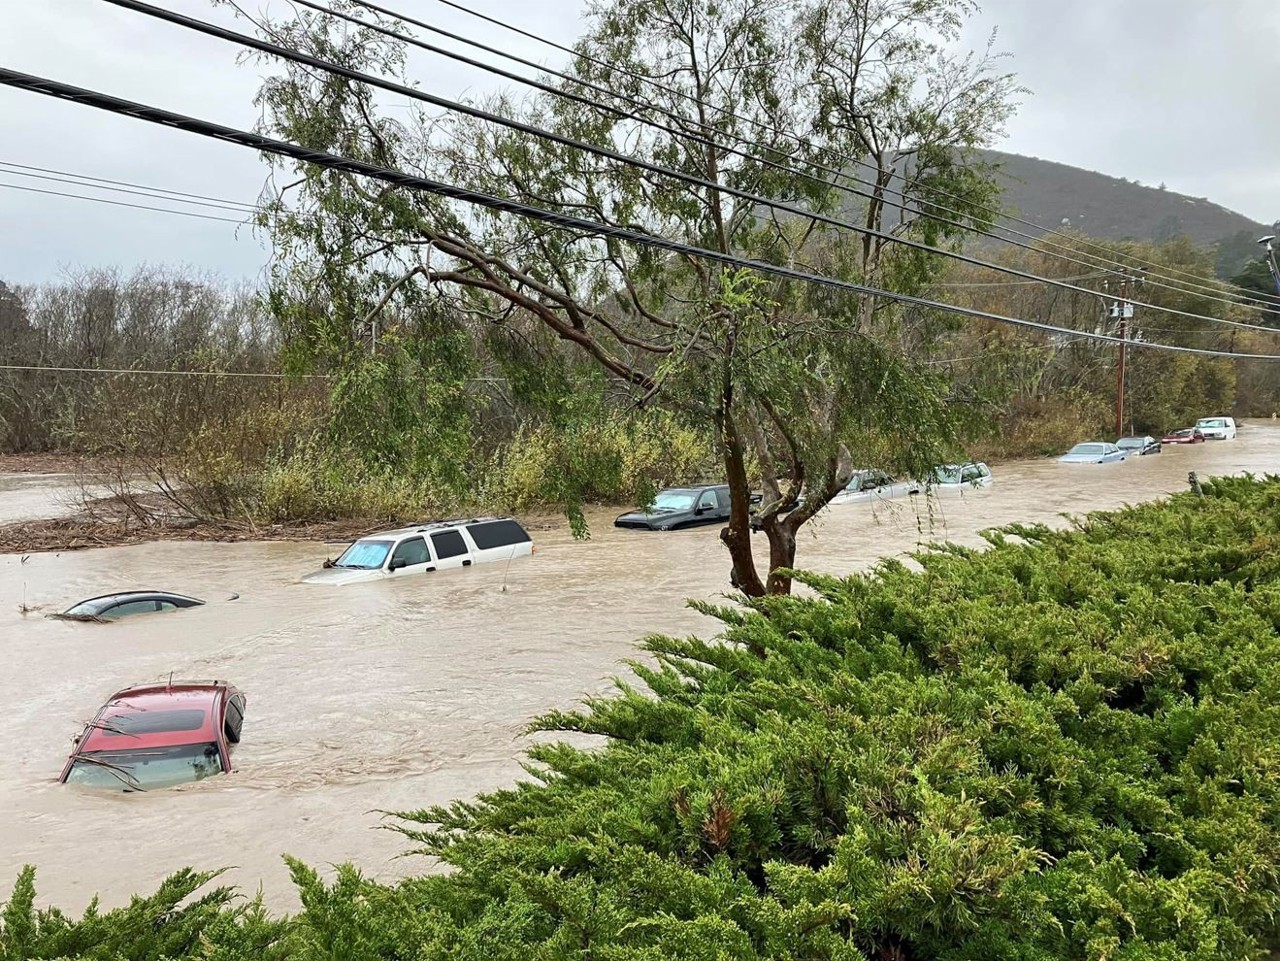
65;742;223;791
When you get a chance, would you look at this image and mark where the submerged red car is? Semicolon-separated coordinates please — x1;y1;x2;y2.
59;681;246;792
1161;428;1206;444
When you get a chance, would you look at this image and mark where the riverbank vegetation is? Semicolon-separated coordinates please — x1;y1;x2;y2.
6;475;1280;958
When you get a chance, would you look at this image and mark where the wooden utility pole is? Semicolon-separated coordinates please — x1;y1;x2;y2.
1107;269;1144;437
1114;274;1128;437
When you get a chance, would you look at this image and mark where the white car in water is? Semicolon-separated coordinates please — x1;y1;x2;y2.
828;463;993;506
922;462;994;490
1194;416;1237;440
828;469;915;505
302;517;534;585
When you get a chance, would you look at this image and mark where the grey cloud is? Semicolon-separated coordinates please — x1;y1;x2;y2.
1;0;1274;284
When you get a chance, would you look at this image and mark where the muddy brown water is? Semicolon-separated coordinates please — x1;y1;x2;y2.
0;473;87;525
1;427;1278;913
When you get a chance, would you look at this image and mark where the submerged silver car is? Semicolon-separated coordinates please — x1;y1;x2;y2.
1059;442;1127;464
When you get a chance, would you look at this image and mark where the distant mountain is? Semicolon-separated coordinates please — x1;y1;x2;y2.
978;150;1268;272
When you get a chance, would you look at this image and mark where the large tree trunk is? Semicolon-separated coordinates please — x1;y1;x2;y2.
719;409;766;597
763;518;798;595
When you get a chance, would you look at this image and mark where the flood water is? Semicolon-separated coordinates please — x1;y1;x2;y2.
1;426;1277;913
0;473;85;524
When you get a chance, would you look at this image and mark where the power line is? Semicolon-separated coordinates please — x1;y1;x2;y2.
0;363;315;379
99;0;1280;338
0;180;249;225
0;159;262;211
403;0;1277;307
312;0;1274;316
3;67;1277;365
0;165;262;214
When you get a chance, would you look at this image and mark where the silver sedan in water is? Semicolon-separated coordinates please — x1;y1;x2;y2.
1059;442;1128;464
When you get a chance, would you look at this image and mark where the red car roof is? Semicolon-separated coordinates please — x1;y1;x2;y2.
74;683;228;754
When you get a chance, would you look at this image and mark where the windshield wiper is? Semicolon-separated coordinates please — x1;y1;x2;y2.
71;755;145;791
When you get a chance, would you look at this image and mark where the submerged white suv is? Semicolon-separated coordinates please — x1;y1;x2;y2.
302;517;534;585
1194;416;1237;440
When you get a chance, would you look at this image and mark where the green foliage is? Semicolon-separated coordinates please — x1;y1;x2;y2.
487;410;714;533
388;476;1280;959
0;867;286;959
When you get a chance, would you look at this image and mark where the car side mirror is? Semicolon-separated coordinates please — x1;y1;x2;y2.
388;557;407;571
694;506;707;515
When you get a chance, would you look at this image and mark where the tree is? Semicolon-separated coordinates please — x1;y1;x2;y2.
238;0;1020;594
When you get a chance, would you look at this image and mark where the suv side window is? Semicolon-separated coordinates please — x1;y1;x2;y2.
431;529;468;559
698;490;718;511
390;536;430;568
716;488;731;510
466;520;532;549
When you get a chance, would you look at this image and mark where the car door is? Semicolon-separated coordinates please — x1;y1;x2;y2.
385;536;433;577
713;487;733;520
692;488;719;524
429;528;473;571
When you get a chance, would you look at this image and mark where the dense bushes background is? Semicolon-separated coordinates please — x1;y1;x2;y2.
6;477;1280;958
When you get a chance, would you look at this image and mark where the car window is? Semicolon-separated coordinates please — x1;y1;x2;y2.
102;600;159;619
101;709;207;736
431;529;468;559
67;743;222;790
697;491;717;510
390;537;430;567
961;465;981;483
649;491;697;512
157;601;177;612
225;696;245;740
334;540;393;570
466;520;533;549
715;488;731;510
1069;444;1103;455
62;598;115;617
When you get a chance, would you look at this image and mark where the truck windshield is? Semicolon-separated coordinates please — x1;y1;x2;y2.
334;540;393;569
650;491;698;511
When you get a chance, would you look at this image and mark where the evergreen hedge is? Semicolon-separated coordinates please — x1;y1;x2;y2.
6;476;1280;960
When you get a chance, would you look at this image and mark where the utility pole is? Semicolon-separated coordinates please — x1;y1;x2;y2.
1104;268;1145;436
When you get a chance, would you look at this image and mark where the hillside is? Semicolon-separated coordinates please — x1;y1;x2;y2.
980;149;1267;249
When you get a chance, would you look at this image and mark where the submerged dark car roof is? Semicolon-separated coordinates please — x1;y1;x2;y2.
60;591;204;616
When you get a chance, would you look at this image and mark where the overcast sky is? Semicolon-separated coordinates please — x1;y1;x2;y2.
1;0;1276;285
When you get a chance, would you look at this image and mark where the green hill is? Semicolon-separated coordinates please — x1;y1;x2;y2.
979;150;1269;274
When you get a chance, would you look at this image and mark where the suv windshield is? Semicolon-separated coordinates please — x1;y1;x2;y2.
334;540;393;570
65;742;224;791
650;491;697;512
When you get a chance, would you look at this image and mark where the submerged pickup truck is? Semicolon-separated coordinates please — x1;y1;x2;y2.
614;485;733;531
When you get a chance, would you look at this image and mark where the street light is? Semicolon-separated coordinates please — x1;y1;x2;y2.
1260;235;1280;296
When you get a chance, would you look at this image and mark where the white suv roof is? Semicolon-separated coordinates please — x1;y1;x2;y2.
360;516;519;539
